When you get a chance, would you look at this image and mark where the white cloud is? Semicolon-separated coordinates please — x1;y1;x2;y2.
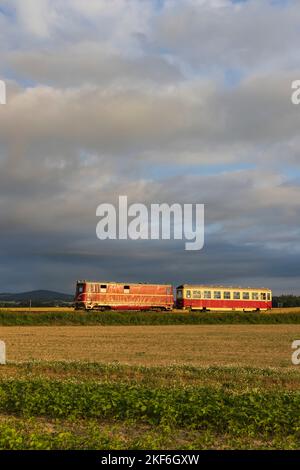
14;0;55;37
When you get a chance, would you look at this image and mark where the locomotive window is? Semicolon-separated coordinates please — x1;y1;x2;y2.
193;290;201;299
252;292;259;300
124;285;130;293
100;284;107;293
260;292;266;300
243;292;250;299
214;291;221;299
77;285;84;294
186;290;191;298
267;293;271;300
223;291;231;299
233;292;240;299
177;290;182;299
203;291;211;299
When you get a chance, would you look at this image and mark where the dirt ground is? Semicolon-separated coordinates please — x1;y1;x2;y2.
0;325;299;367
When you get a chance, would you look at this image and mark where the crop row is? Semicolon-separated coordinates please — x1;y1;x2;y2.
1;311;300;325
0;379;299;435
3;362;300;391
0;417;298;450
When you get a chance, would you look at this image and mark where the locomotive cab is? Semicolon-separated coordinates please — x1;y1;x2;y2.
74;281;86;309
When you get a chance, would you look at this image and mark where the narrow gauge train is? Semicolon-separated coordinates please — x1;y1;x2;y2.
75;280;174;311
75;280;272;312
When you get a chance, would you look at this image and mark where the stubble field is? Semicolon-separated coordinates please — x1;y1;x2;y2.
0;324;299;367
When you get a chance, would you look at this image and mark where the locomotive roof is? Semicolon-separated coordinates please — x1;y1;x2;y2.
177;284;271;291
77;280;172;287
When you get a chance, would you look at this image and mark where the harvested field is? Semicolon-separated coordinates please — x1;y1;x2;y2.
0;325;299;367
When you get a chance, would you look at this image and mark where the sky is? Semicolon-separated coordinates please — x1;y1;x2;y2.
0;0;300;294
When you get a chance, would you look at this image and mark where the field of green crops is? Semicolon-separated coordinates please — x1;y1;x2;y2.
0;362;299;449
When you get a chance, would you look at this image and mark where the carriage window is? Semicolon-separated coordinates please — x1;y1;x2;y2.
261;292;266;300
243;292;250;300
223;291;231;299
177;289;182;299
186;290;191;298
124;285;130;294
267;293;271;300
193;290;201;299
203;291;211;299
233;292;240;299
214;291;221;299
100;284;107;293
252;292;259;300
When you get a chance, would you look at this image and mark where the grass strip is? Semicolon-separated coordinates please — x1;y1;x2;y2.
1;311;300;325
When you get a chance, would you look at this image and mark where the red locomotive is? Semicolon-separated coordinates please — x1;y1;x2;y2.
75;280;272;312
75;280;174;311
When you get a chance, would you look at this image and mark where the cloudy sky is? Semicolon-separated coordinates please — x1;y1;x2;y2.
0;0;300;294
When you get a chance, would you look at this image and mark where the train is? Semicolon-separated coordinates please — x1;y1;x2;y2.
74;280;272;312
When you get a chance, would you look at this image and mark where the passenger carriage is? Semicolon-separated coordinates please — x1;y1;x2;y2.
176;284;272;311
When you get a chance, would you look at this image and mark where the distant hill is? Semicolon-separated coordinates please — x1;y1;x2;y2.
0;290;73;306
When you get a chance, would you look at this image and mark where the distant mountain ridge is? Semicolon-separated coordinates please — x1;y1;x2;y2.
0;290;73;304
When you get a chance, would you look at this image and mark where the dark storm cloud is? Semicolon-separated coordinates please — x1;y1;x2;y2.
0;0;300;293
2;235;300;294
